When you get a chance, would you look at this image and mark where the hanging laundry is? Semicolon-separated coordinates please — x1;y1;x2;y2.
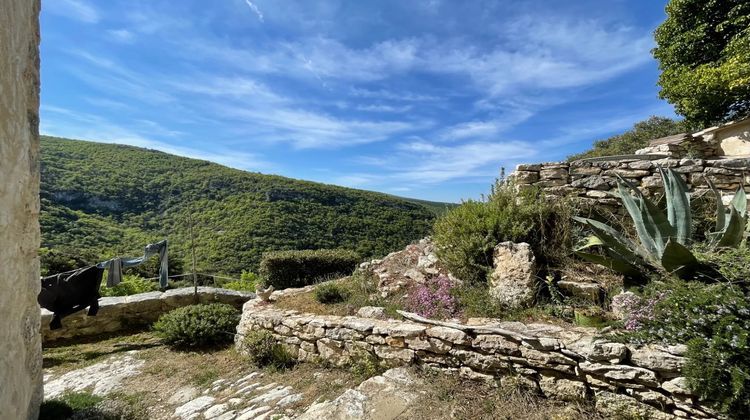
99;239;168;288
38;265;104;330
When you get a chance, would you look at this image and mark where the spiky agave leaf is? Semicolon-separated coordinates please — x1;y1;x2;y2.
616;176;675;259
659;166;691;245
573;217;648;264
660;239;699;277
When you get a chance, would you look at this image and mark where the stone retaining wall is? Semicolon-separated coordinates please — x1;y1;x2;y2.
236;300;716;419
512;157;750;209
42;287;254;343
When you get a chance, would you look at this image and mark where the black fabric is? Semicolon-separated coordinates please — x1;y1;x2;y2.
38;266;103;330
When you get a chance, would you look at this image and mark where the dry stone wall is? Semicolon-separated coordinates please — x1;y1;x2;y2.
512;157;750;209
236;299;717;419
41;287;254;343
0;1;43;419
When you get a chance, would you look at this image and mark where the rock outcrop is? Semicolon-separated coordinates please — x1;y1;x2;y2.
358;237;458;297
488;242;537;308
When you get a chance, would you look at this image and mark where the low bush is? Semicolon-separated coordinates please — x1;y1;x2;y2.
242;330;295;370
349;348;385;379
153;303;240;348
620;280;750;418
220;270;263;291
39;391;103;420
260;249;359;289
314;282;350;304
100;274;158;297
433;179;572;285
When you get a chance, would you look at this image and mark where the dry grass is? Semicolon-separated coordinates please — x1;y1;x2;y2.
406;369;606;420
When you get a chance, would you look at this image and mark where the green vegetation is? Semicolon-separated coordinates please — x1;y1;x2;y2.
575;168;746;285
242;330;296;370
260;249;359;289
219;270;263;292
152;303;240;348
654;0;750;126
39;391;103;420
433;179;572;285
40;136;440;276
314;282;350;304
567;116;688;161
99;274;158;297
621;280;750;418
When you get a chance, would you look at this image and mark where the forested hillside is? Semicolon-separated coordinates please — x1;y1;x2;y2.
40;136;443;276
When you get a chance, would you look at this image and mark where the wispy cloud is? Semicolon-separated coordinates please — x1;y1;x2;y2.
107;29;136;44
41;105;274;172
45;0;99;23
244;0;265;22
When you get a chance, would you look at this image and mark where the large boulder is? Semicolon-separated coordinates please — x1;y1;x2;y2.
488;242;537;309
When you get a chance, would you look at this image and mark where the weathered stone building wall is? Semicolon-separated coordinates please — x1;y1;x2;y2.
0;1;42;418
236;299;716;419
512;157;750;209
41;287;254;343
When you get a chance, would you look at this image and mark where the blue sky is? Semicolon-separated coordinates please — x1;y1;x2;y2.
40;0;676;202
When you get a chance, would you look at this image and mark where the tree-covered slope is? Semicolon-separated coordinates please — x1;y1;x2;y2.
40;136;439;276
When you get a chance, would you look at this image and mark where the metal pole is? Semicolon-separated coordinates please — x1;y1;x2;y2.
187;207;198;301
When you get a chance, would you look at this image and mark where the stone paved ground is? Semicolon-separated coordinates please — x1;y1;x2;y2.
42;349;418;420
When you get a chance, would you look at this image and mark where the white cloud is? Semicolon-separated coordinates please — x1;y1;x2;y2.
244;0;265;22
45;0;99;23
40;105;274;172
356;104;413;113
107;29;135;44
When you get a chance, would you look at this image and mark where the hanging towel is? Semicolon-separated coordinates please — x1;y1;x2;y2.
99;239;169;288
38;265;104;330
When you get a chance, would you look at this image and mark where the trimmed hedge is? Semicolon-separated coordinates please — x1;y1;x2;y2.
259;249;359;289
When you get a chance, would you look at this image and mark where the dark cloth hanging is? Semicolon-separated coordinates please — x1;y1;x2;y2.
98;239;168;288
38;265;104;330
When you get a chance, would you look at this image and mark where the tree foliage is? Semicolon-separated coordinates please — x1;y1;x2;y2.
568;116;687;161
653;0;750;126
40;136;439;276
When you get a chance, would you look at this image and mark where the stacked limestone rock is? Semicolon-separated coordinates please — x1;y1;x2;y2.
358;237;458;297
236;300;717;419
513;157;750;210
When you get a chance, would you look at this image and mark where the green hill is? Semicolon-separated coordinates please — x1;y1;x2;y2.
39;136;441;276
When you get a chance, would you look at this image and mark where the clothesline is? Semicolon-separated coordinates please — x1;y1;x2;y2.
141;272;242;282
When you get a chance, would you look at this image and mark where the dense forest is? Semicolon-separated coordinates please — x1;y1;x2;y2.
40;136;449;276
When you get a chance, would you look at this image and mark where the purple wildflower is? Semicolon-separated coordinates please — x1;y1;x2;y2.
405;275;461;320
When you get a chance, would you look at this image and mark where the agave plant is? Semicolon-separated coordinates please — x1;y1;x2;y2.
574;167;747;282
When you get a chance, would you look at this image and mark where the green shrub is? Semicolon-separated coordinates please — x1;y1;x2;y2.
260;249;359;289
694;245;750;283
40;391;103;420
220;270;262;291
314;283;350;304
433;179;572;285
623;280;750;418
349;348;385;379
153;303;240;348
100;274;158;297
242;330;295;370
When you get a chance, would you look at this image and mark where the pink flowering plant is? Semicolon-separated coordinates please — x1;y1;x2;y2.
405;275;461;320
611;291;666;331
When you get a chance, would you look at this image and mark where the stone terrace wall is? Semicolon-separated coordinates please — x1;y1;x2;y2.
0;1;43;419
42;287;253;343
512;157;750;209
236;300;717;419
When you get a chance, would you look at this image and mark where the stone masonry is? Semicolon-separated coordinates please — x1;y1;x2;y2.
236;298;717;419
512;157;750;210
0;1;43;419
41;287;254;343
